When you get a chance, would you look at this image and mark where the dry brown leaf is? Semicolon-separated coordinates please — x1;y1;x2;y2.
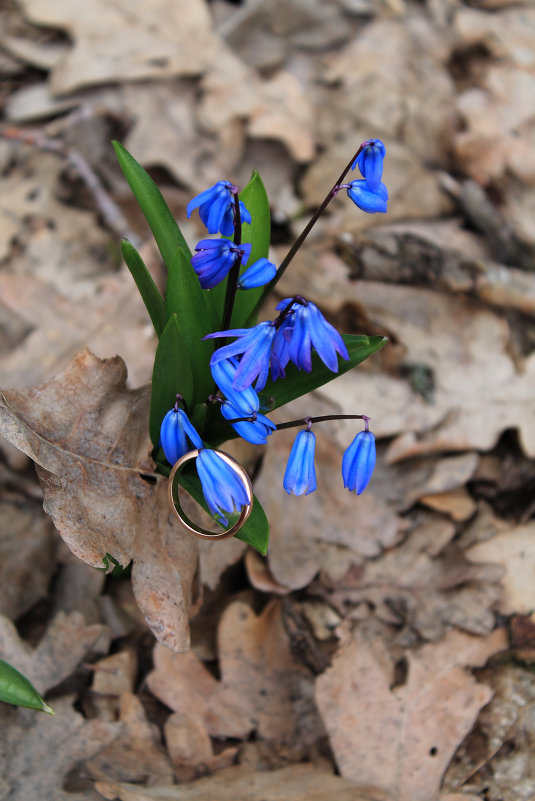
402;452;479;509
315;626;507;801
17;0;235;93
147;645;250;739
454;5;535;68
323;15;456;161
315;514;503;640
0;500;55;619
0;610;109;694
0;696;121;801
420;488;477;522
164;712;237;782
255;426;401;590
86;693;174;785
0;349;199;651
95;763;383;801
148;600;323;745
91;651;137;697
466;522;535;615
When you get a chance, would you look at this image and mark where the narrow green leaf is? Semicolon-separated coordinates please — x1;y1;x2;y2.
165;248;215;403
260;335;388;410
149;314;194;447
121;240;167;338
179;469;269;555
0;659;54;714
113;141;191;268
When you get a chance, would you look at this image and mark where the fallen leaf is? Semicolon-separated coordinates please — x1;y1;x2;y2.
86;693;174;785
95;763;383;801
0;349;199;651
0;610;109;694
148;600;323;745
17;0;235;93
164;711;237;783
466;522;535;614
314;513;503;640
91;651;137;697
0;500;55;619
0;696;121;801
315;626;507;801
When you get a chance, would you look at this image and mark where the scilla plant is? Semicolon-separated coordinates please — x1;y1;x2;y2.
113;138;388;555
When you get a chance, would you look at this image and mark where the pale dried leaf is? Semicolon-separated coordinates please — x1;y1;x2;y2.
0;611;109;694
18;0;235;93
86;693;174;785
0;501;55;619
148;600;323;745
95;763;383;801
91;651;137;697
315;627;507;801
0;696;121;801
466;522;535;615
0;350;199;651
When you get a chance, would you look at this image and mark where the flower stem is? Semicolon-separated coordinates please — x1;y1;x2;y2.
220;191;243;333
254;142;366;313
275;413;369;431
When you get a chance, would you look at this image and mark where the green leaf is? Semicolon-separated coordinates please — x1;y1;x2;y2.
0;659;54;714
260;335;388;411
149;314;194;447
203;170;271;331
165;248;215;403
113;141;191;268
121;240;167;338
179;468;269;555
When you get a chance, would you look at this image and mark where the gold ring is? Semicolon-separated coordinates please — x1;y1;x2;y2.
168;448;253;540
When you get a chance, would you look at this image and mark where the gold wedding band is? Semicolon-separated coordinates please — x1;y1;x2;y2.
168;449;253;540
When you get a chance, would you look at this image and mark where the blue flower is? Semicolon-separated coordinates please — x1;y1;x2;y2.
347;180;388;214
270;316;294;380
206;322;277;391
351;139;386;193
283;429;317;496
211;358;259;413
160;408;204;465
342;430;376;494
238;258;277;290
220;401;276;445
275;299;349;373
196;448;250;526
187;181;251;236
191;239;252;289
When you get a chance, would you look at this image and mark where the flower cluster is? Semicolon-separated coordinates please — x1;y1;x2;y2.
160;140;386;528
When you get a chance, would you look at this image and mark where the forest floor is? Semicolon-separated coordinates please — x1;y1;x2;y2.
1;0;535;799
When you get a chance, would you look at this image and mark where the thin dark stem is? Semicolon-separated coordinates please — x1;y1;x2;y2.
220;192;243;333
275;413;369;431
254;143;366;314
218;412;369;430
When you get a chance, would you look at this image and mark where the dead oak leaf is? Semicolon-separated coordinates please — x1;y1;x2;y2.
95;763;383;801
17;0;235;93
148;600;323;745
315;627;507;801
0;349;199;651
0;610;109;694
0;696;122;801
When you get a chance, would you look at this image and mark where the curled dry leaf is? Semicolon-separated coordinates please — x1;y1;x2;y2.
0;610;109;694
0;696;122;801
0;349;199;651
315;626;507;801
148;600;323;746
466;522;535;615
95;763;382;801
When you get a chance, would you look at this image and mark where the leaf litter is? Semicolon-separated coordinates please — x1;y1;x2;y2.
0;0;535;799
